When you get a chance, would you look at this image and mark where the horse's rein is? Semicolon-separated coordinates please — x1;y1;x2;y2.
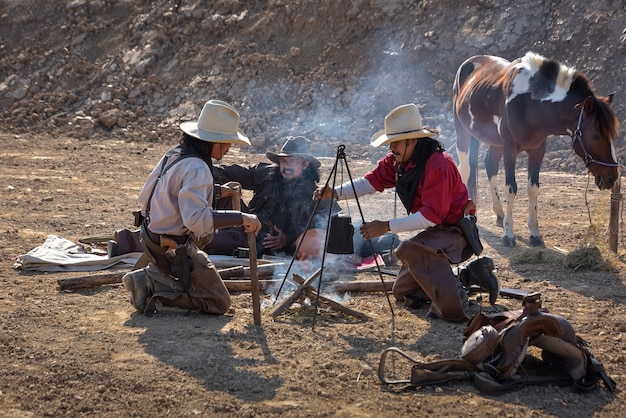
571;101;617;225
571;102;619;168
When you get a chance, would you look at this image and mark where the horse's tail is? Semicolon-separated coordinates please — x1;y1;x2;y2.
454;58;480;200
453;59;477;98
452;69;460;103
452;58;478;135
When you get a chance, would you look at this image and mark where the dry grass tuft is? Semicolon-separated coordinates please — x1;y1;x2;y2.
565;224;618;271
509;247;563;265
565;246;613;271
507;220;618;271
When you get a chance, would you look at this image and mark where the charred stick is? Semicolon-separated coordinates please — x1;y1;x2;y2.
292;273;370;321
269;267;322;318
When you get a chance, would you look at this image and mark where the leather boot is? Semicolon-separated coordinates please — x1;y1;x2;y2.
142;264;188;314
459;256;500;305
427;280;470;321
402;292;428;309
457;279;470;313
122;269;154;312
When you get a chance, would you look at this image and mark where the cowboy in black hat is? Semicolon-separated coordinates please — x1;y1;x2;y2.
210;136;339;258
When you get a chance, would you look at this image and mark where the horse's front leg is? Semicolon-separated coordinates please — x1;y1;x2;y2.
501;146;518;247
457;143;471;190
526;145;546;247
455;127;477;199
485;145;504;228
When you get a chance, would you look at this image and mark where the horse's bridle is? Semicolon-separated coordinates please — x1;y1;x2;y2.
571;103;619;168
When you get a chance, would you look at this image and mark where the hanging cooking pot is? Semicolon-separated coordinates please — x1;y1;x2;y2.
326;215;354;254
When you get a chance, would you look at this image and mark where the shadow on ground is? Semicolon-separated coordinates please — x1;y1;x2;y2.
124;310;282;402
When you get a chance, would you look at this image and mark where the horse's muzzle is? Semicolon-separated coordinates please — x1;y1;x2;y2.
595;173;616;190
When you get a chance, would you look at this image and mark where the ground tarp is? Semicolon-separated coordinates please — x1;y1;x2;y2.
14;235;141;272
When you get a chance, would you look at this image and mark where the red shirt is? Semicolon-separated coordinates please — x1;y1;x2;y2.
364;152;469;225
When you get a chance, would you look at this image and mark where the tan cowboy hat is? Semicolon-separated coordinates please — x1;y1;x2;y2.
370;103;438;147
266;136;321;168
180;99;251;145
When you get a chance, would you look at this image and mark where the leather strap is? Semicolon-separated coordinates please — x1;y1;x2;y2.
378;347;477;386
145;226;188;245
213;210;244;229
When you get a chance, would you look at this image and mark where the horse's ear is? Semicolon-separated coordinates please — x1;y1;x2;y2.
607;93;614;105
583;96;594;113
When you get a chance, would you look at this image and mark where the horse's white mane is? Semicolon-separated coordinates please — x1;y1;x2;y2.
521;51;576;90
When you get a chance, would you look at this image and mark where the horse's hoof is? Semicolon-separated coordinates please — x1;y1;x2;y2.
496;216;504;228
529;236;545;247
501;236;516;247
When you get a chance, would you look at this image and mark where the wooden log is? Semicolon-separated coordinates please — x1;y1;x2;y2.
223;279;393;293
57;263;279;290
217;266;245;277
332;280;393;293
57;271;391;293
223;279;283;292
58;271;127;290
498;287;534;300
248;232;262;326
302;288;370;321
232;183;242;211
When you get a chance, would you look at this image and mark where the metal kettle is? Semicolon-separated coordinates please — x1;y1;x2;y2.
326;215;354;254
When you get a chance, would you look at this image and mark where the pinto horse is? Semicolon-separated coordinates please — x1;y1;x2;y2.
453;52;619;247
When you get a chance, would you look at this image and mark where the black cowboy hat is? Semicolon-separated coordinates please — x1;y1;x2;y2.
265;136;321;168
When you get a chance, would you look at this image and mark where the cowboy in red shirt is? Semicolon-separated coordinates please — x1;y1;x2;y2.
315;103;497;322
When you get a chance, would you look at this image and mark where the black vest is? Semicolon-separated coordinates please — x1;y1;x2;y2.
395;164;421;215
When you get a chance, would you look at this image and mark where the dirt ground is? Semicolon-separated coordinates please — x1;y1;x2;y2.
2;0;626;416
1;133;626;417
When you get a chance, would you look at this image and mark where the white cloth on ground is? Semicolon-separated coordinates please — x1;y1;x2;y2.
14;235;141;272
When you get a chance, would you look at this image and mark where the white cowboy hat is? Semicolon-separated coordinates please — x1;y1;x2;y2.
370;103;438;147
180;100;251;145
266;136;321;168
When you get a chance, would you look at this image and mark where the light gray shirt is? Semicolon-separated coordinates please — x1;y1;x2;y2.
138;155;217;241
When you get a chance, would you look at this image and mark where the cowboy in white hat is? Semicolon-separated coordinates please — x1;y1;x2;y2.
315;103;498;322
122;100;261;315
210;135;340;259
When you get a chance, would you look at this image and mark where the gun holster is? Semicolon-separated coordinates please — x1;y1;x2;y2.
133;210;145;228
160;236;192;291
457;214;483;256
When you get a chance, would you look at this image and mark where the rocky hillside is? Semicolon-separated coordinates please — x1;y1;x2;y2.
2;0;625;166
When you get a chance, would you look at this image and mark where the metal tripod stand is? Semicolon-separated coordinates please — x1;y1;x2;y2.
270;144;396;330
